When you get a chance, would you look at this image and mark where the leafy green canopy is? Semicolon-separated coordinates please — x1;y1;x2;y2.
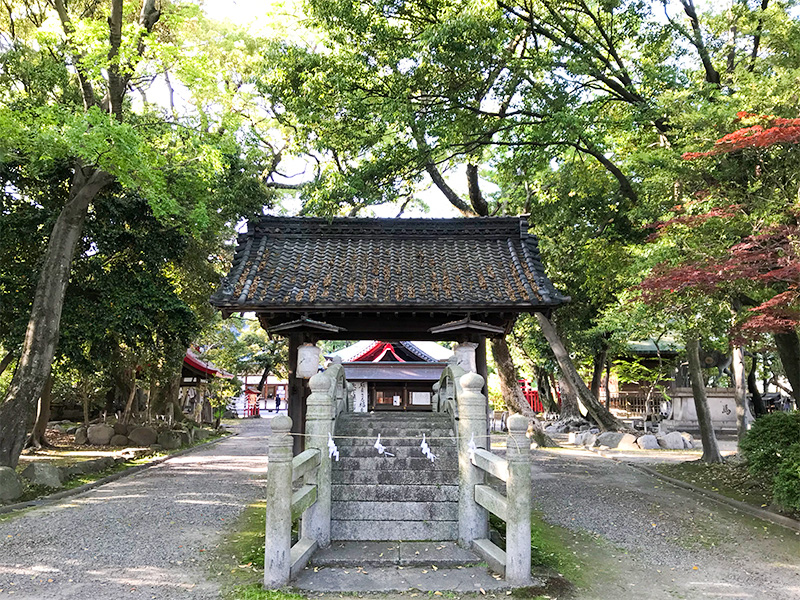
254;0;799;372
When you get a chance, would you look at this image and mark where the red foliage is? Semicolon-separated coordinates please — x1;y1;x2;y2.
683;112;800;159
639;224;800;332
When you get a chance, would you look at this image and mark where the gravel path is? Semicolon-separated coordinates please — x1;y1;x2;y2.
532;448;800;600
0;419;270;600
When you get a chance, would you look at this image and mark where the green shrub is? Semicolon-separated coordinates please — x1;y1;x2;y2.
740;411;800;477
773;442;800;512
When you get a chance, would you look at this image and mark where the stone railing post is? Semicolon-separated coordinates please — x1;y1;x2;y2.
264;415;293;588
301;371;334;548
457;371;489;546
505;413;532;585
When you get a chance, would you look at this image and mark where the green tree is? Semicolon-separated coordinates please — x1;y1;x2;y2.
0;0;277;467
253;0;800;438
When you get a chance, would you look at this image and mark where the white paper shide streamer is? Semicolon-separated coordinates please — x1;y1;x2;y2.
328;433;339;461
467;433;477;459
373;433;394;457
419;433;436;462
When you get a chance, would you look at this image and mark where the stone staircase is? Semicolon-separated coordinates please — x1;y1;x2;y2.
330;412;459;541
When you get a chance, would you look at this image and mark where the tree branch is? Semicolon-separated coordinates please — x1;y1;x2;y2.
466;163;489;216
677;0;721;85
748;0;769;73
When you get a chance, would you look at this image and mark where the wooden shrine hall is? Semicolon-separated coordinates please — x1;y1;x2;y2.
210;215;568;452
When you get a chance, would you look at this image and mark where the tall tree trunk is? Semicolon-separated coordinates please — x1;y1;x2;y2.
731;345;748;446
774;331;800;408
0;167;112;468
121;368;137;424
557;375;582;419
0;351;14;378
590;345;608;400
534;312;626;431
164;370;190;423
686;333;723;463
747;353;766;417
258;363;271;392
490;336;557;447
82;387;90;425
534;365;557;412
146;378;155;424
25;375;53;450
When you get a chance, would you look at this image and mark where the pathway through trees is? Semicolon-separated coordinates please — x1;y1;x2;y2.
0;420;269;599
1;422;799;599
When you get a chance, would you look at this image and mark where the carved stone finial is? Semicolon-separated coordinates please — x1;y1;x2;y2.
508;413;528;434
309;372;332;394
460;371;485;394
271;414;292;434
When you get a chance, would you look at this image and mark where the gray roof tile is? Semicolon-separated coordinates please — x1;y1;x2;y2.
211;216;568;311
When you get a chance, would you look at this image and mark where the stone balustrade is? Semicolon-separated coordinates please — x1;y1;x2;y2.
264;366;349;588
456;372;532;586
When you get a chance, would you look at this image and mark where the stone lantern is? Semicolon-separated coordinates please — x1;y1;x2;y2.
297;343;321;378
454;342;478;373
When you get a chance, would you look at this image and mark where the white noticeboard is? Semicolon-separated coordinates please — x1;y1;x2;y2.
411;392;431;406
353;382;368;413
393;395;401;406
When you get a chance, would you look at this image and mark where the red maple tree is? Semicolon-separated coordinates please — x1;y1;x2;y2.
641;112;800;334
683;112;800;159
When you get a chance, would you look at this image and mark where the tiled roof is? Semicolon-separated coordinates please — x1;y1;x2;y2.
210;216;568;311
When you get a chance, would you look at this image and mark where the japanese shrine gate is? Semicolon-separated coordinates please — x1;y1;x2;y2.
211;216;568;587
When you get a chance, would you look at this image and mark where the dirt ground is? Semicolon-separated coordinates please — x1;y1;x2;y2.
530;447;800;600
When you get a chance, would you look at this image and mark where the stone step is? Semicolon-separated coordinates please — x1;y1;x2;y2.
293;563;512;593
310;541;481;568
337;446;458;460
331;501;457;521
332;469;457;485
333;436;456;447
334;427;455;438
338;413;450;421
332;456;458;471
331;484;459;502
331;519;458;541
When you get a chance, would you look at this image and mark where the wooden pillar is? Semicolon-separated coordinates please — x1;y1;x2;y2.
287;333;307;455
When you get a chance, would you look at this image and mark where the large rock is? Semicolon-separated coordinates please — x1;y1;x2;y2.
20;463;63;488
74;427;88;445
60;462;89;479
680;432;695;449
127;426;157;447
113;422;128;436
0;467;23;502
658;431;685;450
177;431;191;447
637;434;660;449
581;433;597;447
596;431;625;448
193;428;212;441
158;431;181;450
617;433;639;450
109;434;129;447
87;424;114;445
